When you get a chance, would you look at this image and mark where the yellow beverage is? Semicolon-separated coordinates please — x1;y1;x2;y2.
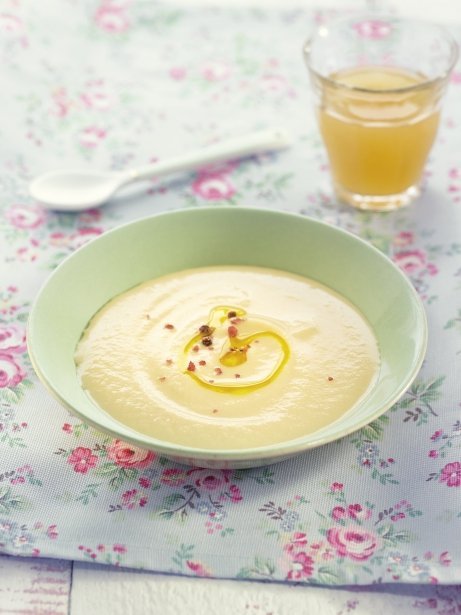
318;66;441;205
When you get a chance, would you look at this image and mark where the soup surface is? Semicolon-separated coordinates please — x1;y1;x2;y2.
75;266;380;449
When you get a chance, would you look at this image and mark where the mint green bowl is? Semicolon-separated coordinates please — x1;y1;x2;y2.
27;208;427;469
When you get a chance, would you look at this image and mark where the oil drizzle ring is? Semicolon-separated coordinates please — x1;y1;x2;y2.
183;306;290;393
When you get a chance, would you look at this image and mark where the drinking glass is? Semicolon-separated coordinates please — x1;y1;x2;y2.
303;15;459;211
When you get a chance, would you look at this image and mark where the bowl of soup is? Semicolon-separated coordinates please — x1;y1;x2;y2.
27;207;427;468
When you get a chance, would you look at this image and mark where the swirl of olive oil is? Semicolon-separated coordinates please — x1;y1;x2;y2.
183;306;290;393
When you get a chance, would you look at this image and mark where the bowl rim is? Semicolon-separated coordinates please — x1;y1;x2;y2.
27;206;428;463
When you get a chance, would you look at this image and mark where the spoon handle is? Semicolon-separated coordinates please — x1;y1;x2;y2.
122;128;291;184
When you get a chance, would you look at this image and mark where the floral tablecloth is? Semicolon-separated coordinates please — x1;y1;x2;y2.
1;0;461;586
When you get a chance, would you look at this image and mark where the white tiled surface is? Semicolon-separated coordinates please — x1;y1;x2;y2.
0;557;71;614
2;556;461;615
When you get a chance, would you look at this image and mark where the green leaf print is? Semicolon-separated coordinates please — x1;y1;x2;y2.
0;381;33;404
0;432;26;448
359;229;393;255
162;493;186;508
445;317;458;330
76;483;102;505
27;476;43;487
392;376;444;424
0;388;20;404
158;485;200;518
233;466;275;484
0;487;29;513
254;467;275;485
371;468;399;485
236;556;276;579
444;308;461;333
172;543;194;569
72;423;91;438
120;468;137;482
109;473;125;490
93;465;137;490
94;462;119;476
377;523;414;546
316;566;346;585
359;415;390;441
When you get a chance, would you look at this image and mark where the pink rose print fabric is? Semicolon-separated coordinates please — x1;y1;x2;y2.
0;0;461;589
326;526;381;561
191;172;236;201
106;440;156;468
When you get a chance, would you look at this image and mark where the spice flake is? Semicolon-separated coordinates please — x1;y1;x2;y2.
228;325;238;338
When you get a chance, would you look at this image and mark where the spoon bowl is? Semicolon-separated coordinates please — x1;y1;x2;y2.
30;171;126;210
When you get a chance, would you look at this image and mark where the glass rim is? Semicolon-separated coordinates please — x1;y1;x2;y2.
303;16;460;95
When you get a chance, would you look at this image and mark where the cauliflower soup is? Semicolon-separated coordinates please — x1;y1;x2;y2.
74;266;380;449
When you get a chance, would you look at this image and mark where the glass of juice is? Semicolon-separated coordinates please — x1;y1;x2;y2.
303;15;459;211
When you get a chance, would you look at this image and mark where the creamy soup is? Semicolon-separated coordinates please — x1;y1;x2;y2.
75;266;380;449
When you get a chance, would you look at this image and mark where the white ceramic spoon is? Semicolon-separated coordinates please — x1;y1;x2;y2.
29;128;291;212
